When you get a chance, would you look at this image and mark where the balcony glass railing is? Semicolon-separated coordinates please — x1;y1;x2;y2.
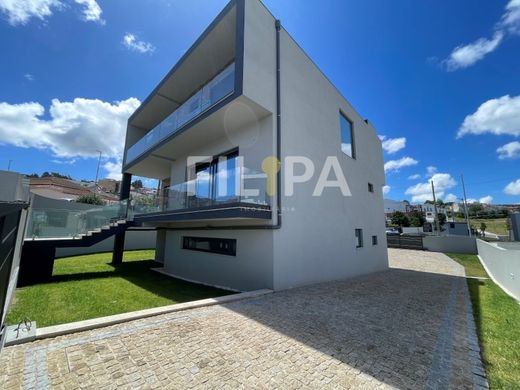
128;166;270;218
25;200;128;239
126;62;236;165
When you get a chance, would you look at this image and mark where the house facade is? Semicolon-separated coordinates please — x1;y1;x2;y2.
116;0;387;291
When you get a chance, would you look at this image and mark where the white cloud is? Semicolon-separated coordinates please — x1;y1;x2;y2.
382;185;391;195
504;179;520;195
405;173;456;203
381;136;406;154
479;195;493;204
384;157;418;173
444;193;458;203
123;33;155;54
466;198;478;204
103;160;122;180
426;166;438;175
497;141;520;159
0;0;103;25
24;73;34;81
458;95;520;138
408;174;421;180
441;0;520;71
74;0;103;23
0;0;61;25
443;32;503;71
0;97;140;161
500;0;520;34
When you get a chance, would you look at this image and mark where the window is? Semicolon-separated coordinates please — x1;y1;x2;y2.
339;112;355;158
182;236;237;256
372;235;378;245
368;183;374;193
355;229;363;248
189;149;239;208
450;223;455;229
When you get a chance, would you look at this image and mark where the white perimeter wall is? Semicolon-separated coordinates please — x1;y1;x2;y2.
477;239;520;301
423;236;477;254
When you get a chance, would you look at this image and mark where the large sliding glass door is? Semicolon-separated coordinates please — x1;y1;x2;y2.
189;150;239;208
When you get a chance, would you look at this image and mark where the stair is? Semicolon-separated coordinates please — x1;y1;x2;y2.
24;220;133;248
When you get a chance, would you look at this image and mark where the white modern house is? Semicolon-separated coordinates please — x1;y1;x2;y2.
115;0;388;291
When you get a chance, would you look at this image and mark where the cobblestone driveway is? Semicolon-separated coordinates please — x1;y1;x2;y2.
0;249;487;389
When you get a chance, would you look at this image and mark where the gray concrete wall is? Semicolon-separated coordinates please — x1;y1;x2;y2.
423;236;477;254
269;11;388;290
55;230;156;258
477;239;520;301
0;170;29;202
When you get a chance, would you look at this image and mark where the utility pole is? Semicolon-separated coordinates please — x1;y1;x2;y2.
461;174;472;237
94;150;102;188
431;180;440;235
7;159;13;171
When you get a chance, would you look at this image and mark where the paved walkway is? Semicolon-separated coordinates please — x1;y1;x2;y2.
0;249;487;389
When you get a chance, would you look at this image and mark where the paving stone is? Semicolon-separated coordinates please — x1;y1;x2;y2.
0;249;486;389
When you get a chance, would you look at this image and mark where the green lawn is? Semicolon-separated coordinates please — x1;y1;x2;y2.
455;217;508;236
447;253;520;389
7;250;232;327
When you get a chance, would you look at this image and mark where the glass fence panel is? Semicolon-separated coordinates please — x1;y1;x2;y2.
25;200;128;239
130;165;269;217
125;62;235;165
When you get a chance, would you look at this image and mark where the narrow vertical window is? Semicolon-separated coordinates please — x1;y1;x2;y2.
368;183;374;193
355;228;363;248
372;235;378;245
340;112;355;158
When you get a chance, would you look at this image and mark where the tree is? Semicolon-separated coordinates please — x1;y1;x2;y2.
26;173;39;178
437;213;447;227
76;194;105;206
480;222;487;237
132;179;143;189
41;171;72;180
408;210;425;227
391;211;410;227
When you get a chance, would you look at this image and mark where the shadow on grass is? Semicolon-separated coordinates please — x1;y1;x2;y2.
47;259;232;302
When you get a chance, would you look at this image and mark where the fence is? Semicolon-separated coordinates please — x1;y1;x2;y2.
0;202;29;350
423;236;477;254
387;235;423;250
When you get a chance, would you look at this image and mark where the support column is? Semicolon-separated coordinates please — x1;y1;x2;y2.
112;172;132;265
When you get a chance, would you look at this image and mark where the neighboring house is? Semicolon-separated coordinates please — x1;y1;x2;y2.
98;179;121;194
422;202;453;223
116;0;387;291
29;177;118;202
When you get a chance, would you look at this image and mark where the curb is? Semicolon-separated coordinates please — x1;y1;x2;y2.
6;289;273;346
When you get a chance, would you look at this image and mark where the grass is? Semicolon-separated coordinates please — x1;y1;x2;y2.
447;253;520;389
7;250;232;327
455;217;508;236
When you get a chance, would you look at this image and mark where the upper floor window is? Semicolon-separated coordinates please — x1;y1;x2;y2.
340;112;355;159
368;183;374;193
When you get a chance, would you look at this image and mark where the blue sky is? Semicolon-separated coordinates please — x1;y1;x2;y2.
0;0;519;204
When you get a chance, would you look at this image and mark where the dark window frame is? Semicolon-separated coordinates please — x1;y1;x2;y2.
355;228;363;248
339;111;356;159
368;183;374;193
372;235;378;246
182;236;237;256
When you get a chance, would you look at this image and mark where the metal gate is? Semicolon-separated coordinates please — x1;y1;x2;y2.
0;202;28;350
387;235;424;250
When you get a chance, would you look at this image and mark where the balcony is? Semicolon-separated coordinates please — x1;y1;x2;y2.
125;63;236;165
129;165;271;223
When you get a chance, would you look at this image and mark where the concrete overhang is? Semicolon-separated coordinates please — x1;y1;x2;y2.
128;3;237;132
